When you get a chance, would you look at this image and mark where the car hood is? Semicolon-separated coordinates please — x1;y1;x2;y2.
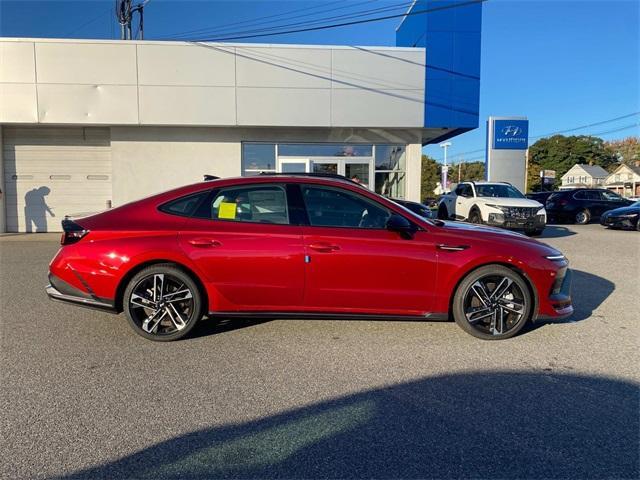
603;205;640;216
437;221;560;255
479;197;544;208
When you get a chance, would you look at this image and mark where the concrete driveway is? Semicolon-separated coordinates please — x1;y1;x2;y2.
1;224;638;479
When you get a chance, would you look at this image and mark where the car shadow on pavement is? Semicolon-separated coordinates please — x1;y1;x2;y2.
537;225;576;238
58;371;639;480
534;269;615;327
190;317;272;339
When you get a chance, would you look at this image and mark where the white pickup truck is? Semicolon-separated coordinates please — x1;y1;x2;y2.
437;181;546;236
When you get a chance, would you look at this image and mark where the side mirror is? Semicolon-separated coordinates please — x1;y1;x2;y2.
386;214;415;239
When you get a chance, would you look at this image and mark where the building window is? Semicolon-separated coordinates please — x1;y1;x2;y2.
242;143;276;175
278;144;372;157
375;145;406;199
241;142;407;199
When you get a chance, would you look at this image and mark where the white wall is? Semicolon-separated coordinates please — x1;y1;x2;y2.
0;125;4;233
110;126;423;205
1;38;425;129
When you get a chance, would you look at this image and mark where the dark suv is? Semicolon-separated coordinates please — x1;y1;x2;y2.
545;189;634;224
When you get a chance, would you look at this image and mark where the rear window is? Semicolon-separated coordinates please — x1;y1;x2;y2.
159;191;209;217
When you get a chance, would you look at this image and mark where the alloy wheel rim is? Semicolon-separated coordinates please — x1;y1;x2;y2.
128;273;194;335
463;274;526;336
576;212;587;223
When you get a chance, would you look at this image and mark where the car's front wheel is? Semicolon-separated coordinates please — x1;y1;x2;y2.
123;264;204;341
452;265;532;340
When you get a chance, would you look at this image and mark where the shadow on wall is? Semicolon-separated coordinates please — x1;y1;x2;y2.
60;371;638;479
24;186;55;233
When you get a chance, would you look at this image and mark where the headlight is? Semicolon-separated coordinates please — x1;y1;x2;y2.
485;204;506;211
545;254;566;262
619;213;639;218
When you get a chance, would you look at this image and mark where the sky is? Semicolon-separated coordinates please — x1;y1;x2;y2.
1;0;638;164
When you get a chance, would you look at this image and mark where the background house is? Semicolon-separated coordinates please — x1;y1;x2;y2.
559;164;609;190
605;162;640;197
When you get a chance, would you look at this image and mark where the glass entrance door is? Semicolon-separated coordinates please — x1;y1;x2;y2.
311;160;338;175
279;158;310;173
344;161;371;188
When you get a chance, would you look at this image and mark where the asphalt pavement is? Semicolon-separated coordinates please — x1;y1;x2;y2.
0;224;638;479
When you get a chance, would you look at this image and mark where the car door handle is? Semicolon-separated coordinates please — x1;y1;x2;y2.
308;243;340;252
437;244;469;252
188;238;222;248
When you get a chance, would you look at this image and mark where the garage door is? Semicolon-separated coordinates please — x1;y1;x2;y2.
3;127;112;232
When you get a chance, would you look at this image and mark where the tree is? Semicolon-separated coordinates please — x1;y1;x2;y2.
605;137;640;167
526;134;617;191
420;154;440;201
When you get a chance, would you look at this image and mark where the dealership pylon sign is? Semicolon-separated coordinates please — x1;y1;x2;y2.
486;116;529;192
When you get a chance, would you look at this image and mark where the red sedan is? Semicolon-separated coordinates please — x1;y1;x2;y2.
47;174;573;341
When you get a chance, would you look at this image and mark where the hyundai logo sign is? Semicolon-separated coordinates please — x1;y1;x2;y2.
493;119;529;150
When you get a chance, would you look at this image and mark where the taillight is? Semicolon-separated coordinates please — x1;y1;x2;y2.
559;199;569;206
61;219;90;245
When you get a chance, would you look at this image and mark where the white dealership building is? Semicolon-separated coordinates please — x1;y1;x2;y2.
0;3;483;232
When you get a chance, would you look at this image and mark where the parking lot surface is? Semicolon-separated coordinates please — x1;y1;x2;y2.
1;224;638;479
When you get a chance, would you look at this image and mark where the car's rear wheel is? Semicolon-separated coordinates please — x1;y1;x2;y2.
575;209;590;225
123;264;204;341
452;265;532;340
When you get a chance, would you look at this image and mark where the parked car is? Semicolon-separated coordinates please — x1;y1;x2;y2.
46;174;572;341
438;181;546;236
600;201;640;231
545;189;634;224
392;198;433;219
526;191;554;204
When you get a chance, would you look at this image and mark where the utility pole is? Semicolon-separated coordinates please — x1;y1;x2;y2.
458;160;462;183
116;0;149;40
440;142;452;193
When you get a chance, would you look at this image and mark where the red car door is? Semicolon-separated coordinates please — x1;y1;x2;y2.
178;184;305;312
299;184;438;315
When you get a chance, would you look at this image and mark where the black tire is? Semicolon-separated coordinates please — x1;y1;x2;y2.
574;209;591;225
636;219;640;232
437;204;449;220
524;227;544;237
123;264;204;341
468;209;482;224
452;265;533;340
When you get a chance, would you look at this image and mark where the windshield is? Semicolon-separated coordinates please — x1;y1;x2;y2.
475;184;525;198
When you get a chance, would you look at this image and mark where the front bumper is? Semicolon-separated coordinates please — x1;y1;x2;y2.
486;214;546;231
600;215;639;229
537;268;574;321
46;274;117;313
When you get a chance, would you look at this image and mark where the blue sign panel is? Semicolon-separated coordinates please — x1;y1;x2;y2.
493;119;529;150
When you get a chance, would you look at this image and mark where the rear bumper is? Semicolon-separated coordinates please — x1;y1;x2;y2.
46;274;117;313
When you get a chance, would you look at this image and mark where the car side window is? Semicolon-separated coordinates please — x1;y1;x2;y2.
159;191;210;217
573;191;588;200
194;185;289;224
601;190;623;201
301;185;391;229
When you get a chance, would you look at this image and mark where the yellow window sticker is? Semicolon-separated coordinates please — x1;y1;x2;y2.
218;202;237;219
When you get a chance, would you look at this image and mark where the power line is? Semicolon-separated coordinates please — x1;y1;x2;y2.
441;112;640;161
64;6;112;38
446;123;640;164
185;0;486;43
166;1;414;41
162;0;367;39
